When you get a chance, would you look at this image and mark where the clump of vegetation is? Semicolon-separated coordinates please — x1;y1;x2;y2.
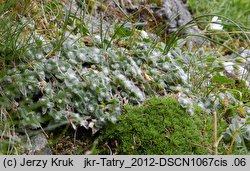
187;0;250;28
0;0;249;154
95;96;229;154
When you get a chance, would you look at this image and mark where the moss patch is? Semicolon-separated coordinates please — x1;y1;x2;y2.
95;96;228;154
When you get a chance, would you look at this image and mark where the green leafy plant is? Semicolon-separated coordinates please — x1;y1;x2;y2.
223;116;250;154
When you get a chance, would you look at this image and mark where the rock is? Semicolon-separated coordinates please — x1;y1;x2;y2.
162;0;194;32
160;0;206;46
29;133;52;155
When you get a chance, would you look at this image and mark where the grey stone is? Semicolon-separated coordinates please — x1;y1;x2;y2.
29;133;52;155
161;0;206;46
162;0;194;32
